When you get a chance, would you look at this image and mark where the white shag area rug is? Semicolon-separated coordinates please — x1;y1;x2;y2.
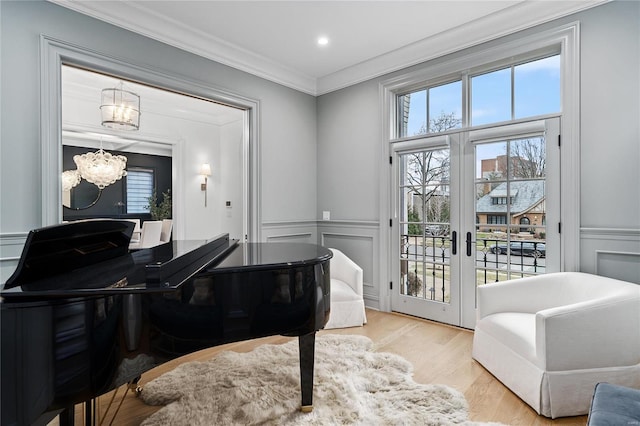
140;334;498;426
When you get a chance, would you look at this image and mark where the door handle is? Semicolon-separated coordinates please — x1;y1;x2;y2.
466;232;473;257
451;231;457;255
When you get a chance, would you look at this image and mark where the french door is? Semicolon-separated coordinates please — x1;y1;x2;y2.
391;118;560;329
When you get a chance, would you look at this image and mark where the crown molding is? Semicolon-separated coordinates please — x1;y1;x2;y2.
48;0;318;94
48;0;608;96
316;0;608;95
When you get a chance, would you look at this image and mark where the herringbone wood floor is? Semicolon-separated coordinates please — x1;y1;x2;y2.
63;309;588;425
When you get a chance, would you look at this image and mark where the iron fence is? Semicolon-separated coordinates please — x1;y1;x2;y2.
399;233;546;299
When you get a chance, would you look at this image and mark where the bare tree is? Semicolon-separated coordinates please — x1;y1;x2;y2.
510;137;546;178
403;112;460;236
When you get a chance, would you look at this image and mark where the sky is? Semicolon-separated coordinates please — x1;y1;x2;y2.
403;55;559;179
405;55;560;135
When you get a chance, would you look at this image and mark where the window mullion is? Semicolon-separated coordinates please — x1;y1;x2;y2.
425;89;430;133
510;65;515;120
461;73;470;128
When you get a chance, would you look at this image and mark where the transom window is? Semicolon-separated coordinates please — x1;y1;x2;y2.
471;55;560;126
396;54;560;138
398;80;461;138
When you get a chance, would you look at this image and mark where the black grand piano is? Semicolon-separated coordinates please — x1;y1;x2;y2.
1;219;332;425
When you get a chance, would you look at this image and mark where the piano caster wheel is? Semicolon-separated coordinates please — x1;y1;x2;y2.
128;382;143;397
300;405;313;413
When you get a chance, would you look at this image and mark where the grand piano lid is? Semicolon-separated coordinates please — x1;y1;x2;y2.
2;222;239;298
4;219;135;289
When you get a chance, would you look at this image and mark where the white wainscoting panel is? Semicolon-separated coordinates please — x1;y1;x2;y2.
580;227;640;283
261;220;318;244
318;220;380;309
0;232;28;284
595;250;640;284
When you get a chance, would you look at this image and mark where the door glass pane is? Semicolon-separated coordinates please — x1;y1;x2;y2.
514;55;560;119
475;138;546;286
509;136;546;179
471;68;511;126
399;148;451;303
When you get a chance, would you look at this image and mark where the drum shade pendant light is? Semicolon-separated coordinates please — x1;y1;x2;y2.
100;81;141;130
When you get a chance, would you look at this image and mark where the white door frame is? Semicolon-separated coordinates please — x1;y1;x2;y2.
40;36;261;241
389;118;560;328
379;22;580;319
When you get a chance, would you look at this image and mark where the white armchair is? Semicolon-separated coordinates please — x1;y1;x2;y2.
472;272;640;418
324;248;367;329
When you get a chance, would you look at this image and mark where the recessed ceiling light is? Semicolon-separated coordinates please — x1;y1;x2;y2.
317;36;329;46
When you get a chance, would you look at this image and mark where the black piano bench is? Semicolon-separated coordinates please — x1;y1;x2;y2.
587;382;640;425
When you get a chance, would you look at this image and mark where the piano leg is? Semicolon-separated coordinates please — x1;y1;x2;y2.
298;332;315;412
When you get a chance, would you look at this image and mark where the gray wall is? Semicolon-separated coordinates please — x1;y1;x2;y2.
576;1;640;282
317;0;640;306
2;1;639;294
0;1;318;279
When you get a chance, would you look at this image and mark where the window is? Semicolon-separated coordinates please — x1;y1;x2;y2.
487;215;507;225
396;55;559;137
492;196;513;205
126;168;154;213
385;23;579;327
471;55;560;126
398;80;462;137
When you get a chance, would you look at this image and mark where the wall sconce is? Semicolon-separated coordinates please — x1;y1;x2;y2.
200;163;211;207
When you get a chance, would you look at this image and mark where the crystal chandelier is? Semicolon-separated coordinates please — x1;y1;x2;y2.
74;148;127;189
100;81;141;130
61;169;81;191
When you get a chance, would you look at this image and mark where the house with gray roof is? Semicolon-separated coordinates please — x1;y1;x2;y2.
476;181;546;235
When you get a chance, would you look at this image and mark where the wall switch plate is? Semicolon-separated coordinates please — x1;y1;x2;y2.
322;211;330;220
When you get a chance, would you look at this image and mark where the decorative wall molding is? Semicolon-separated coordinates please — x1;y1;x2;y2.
0;233;29;283
261;220;318;227
318;220;381;310
261;220;381;308
265;232;314;243
261;220;318;245
317;219;379;228
321;232;375;289
580;227;640;283
48;0;607;96
594;250;640;284
580;227;640;239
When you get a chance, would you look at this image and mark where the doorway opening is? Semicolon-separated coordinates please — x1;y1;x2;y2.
41;36;261;242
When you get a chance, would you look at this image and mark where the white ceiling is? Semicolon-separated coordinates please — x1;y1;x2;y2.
62;65;243;126
62;65;244;154
49;0;607;95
